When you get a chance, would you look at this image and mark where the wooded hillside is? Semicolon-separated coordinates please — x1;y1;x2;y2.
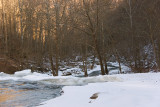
0;0;160;75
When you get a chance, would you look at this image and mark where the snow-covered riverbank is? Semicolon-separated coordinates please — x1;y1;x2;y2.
38;73;160;107
1;64;160;107
0;68;122;107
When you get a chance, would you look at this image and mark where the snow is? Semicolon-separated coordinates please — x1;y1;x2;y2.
59;61;130;76
14;69;32;76
0;69;121;85
43;75;121;86
87;65;101;74
38;73;160;107
1;64;159;107
108;62;131;74
0;61;130;85
0;69;53;81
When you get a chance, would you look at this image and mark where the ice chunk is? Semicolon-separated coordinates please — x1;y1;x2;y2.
14;69;32;77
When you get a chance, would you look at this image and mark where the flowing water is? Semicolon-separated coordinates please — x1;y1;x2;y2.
0;80;62;107
0;63;124;107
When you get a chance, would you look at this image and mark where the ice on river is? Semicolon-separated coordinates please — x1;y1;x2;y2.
0;69;121;86
0;70;53;81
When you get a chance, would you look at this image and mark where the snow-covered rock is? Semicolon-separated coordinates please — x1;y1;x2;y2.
14;69;32;76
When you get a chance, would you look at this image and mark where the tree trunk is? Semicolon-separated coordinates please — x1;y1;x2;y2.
18;0;23;44
84;37;88;77
91;54;95;69
49;54;56;76
104;58;109;74
93;34;105;75
55;1;60;76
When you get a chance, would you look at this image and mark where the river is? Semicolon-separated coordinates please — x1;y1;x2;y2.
0;63;123;107
0;80;62;107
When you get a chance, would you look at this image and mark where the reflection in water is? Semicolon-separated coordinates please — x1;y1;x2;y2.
0;88;23;107
0;88;17;103
0;80;62;107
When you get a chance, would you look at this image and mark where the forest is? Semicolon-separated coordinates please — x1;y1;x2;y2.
0;0;160;76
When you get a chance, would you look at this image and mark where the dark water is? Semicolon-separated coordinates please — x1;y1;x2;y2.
0;80;62;107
